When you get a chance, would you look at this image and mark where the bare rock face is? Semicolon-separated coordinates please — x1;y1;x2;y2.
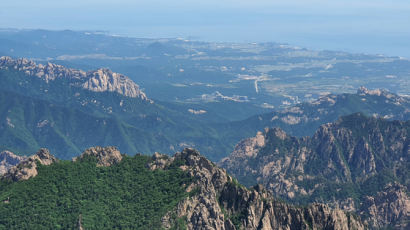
2;148;57;181
73;146;123;167
220;113;409;228
219;183;365;230
82;68;148;99
0;150;26;175
0;56;149;100
360;183;410;229
357;86;400;99
222;130;266;160
0;56;86;82
161;148;229;229
219;130;266;176
151;148;365;230
149;152;172;170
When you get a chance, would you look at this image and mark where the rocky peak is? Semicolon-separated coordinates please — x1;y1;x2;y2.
82;68;148;99
357;86;386;97
174;148;215;171
221;114;408;228
31;148;57;165
73;146;123;167
152;148;365;230
267;127;287;140
221;131;266;164
0;150;26;175
0;56;34;67
356;86;408;104
0;56;149;100
2;148;58;181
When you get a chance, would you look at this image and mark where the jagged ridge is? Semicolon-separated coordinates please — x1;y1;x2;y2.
150;148;365;230
0;56;148;100
2;148;57;181
220;113;409;229
1;147;366;229
73;146;123;167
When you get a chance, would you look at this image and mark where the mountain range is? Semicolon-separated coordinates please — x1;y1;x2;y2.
220;113;409;229
218;86;410;142
1;56;409;162
0;56;233;160
0;56;148;99
0;30;408;229
0;147;366;229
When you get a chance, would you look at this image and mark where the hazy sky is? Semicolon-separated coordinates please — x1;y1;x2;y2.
1;0;410;57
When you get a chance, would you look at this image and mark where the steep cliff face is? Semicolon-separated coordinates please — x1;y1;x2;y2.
2;148;57;181
82;68;147;99
0;56;148;100
360;183;409;229
151;148;365;230
220;113;409;228
0;150;26;175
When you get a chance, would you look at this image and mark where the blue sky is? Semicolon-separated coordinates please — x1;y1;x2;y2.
1;0;410;57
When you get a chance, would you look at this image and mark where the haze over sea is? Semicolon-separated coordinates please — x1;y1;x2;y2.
1;0;410;57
